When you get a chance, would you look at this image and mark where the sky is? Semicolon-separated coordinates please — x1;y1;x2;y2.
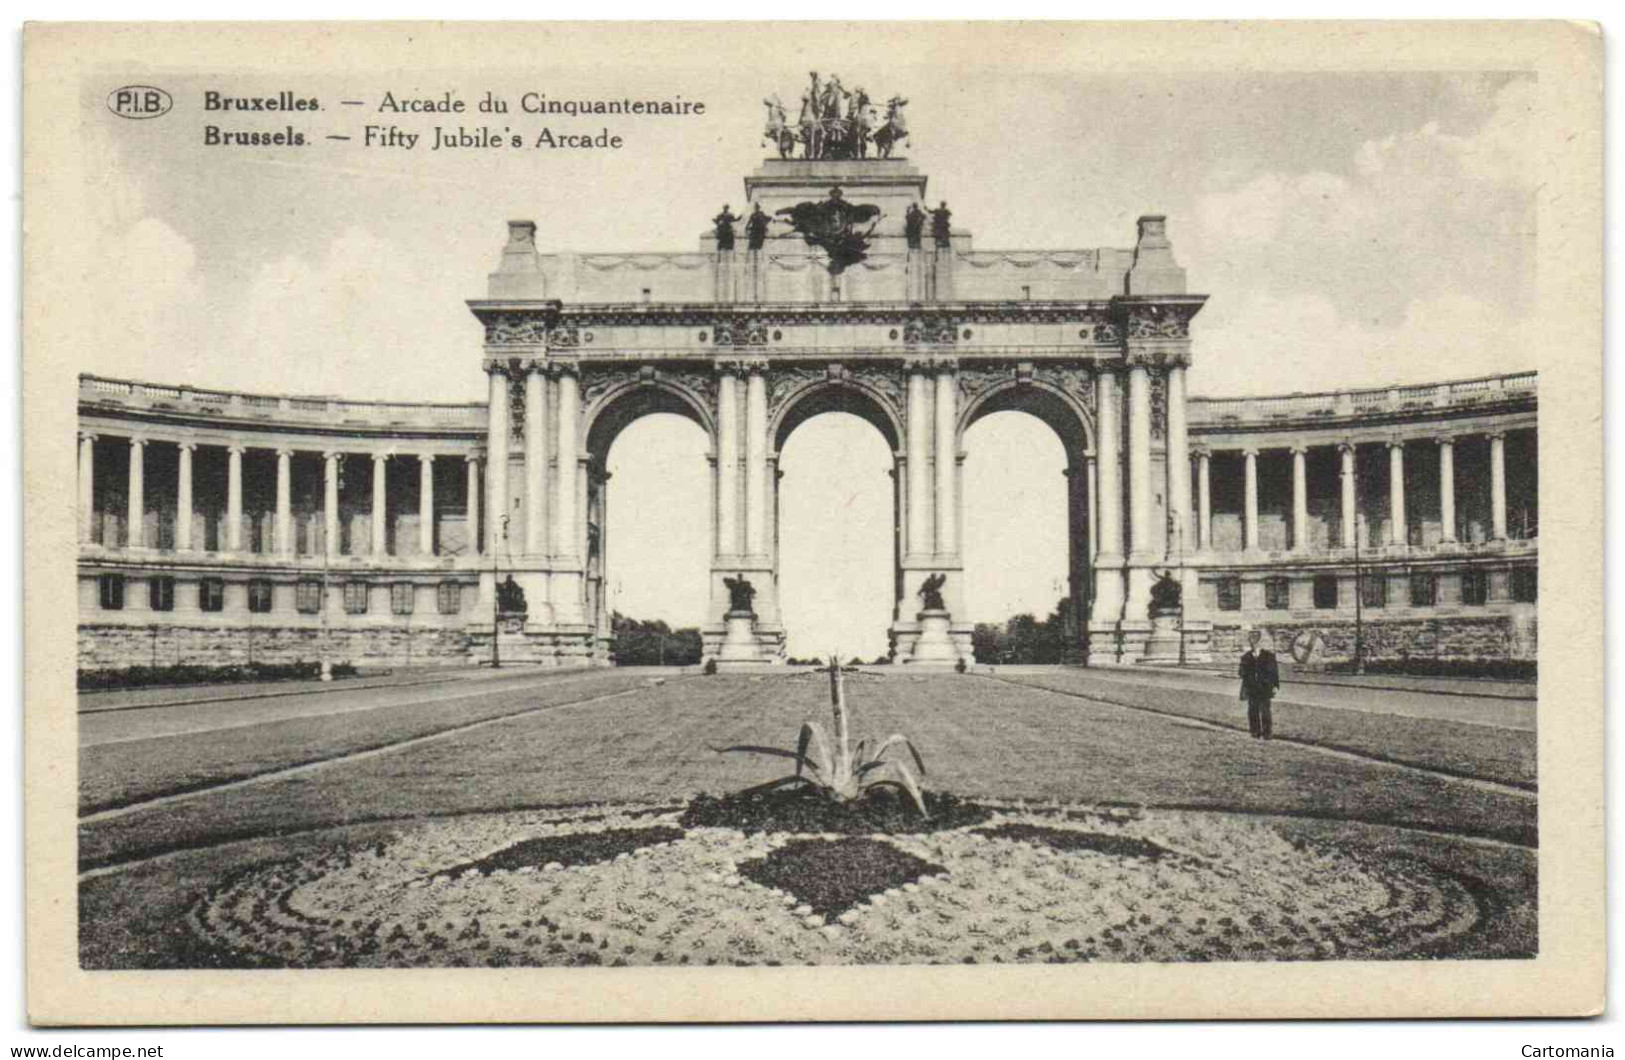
78;55;1538;657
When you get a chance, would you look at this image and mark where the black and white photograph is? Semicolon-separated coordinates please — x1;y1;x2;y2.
20;20;1603;1024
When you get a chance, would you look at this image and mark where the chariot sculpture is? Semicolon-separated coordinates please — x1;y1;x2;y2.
762;76;909;161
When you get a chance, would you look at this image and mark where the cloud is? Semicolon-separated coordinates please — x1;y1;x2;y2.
1186;76;1536;396
229;227;482;402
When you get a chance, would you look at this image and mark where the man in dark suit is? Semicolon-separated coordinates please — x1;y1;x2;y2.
1239;629;1281;740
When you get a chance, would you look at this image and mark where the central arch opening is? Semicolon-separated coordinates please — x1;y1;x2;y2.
959;384;1091;664
777;412;895;664
599;407;711;665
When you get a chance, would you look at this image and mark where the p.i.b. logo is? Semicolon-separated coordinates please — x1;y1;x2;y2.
107;85;173;119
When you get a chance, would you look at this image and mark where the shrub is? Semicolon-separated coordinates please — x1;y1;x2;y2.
716;660;930;817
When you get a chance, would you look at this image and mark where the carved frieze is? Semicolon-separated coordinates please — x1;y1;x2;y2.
1123;302;1200;342
548;326;581;349
712;316;769;347
481;312;555;346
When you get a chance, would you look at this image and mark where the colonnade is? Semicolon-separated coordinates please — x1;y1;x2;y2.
78;431;477;559
1189;430;1517;553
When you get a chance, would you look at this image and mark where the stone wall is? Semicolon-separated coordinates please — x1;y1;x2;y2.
1208;613;1536;663
78;623;474;672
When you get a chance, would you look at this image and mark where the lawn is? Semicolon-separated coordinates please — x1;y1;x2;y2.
79;671;1535;872
78;669;1538;968
81;670;651;812
995;669;1536;789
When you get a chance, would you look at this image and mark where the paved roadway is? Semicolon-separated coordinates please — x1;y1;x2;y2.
79;667;665;748
994;665;1535;731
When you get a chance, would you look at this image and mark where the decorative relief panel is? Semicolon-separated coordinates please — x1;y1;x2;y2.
766;365;826;420
1033;364;1097;414
956;364;1014;407
579;365;638;411
660;367;719;418
847;363;906;416
902;317;959;345
1149;371;1167;440
508;374;526;440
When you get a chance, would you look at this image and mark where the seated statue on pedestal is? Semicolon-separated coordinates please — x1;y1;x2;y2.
724;573;756;615
918;572;947;613
496;574;527;615
1149;569;1182;618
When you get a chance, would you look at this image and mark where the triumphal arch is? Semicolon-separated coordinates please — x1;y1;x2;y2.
468;84;1205;666
77;77;1538;672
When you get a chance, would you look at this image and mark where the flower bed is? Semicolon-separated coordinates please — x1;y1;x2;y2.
187;798;1497;967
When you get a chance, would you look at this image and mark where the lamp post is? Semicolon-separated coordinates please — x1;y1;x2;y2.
491;512;509;669
1352;481;1365;676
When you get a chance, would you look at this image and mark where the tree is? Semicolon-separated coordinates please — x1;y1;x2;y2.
971;598;1074;664
611;612;703;666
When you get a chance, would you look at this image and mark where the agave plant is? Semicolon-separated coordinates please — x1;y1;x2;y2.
717;655;930;817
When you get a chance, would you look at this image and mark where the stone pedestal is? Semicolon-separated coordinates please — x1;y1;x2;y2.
1142;608;1182;663
905;609;957;666
715;610;766;668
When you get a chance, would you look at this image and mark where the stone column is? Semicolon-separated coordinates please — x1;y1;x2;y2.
486;366;511;554
553;364;579;561
1195;448;1212;552
744;364;768;556
524;363;547;555
275;447;292;557
1165;365;1190;556
1086;454;1099;562
419;454;435;556
1290;445;1308;552
323;451;340;558
127;437;146;549
1242;448;1259;552
1090;370;1124;625
225;443;243;552
1437;436;1457;543
934;364;958;556
464;456;481;555
78;433;96;544
1126;366;1152;558
715;366;740;558
1387;439;1406;546
905;364;932;555
371;452;389;557
1489;431;1507;540
1339;443;1357;548
176;442;195;552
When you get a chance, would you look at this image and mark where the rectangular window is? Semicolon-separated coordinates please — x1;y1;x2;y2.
199;577;225;613
1216;577;1241;612
1510;567;1537;603
296;579;323;614
247;579;274;614
1312;575;1338;609
1409;573;1437;607
1461;569;1489;606
148;575;174;612
98;573;125;611
437;581;462;615
391;582;415;616
344;581;370;615
1264;577;1290;610
1360;575;1386;609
